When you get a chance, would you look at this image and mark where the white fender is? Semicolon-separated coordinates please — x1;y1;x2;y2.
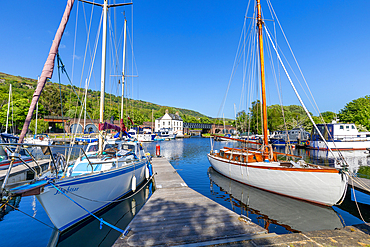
131;175;137;192
145;167;150;179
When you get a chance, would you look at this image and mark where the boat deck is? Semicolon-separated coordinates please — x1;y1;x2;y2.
112;157;274;246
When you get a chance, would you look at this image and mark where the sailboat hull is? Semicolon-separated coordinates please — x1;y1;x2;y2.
36;160;147;231
207;154;348;206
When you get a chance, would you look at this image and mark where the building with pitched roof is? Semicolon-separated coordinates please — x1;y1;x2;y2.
155;110;184;137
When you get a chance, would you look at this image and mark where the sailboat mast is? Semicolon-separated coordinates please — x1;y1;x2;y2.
5;84;11;134
121;18;127;121
256;0;269;149
99;0;109;153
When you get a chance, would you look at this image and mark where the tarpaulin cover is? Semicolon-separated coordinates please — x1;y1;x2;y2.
99;122;121;132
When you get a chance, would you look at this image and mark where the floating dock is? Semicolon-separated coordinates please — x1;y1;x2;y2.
113;157;274;246
0;159;50;188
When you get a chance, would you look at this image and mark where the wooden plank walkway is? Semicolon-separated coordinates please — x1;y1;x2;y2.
113;157;273;246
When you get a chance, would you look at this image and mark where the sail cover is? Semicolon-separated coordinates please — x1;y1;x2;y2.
99;122;121;132
18;0;75;143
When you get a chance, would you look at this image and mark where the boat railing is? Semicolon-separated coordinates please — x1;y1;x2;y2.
334;135;370;141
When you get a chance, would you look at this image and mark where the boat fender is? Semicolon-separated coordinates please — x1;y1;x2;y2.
145;167;150;179
132;175;137;192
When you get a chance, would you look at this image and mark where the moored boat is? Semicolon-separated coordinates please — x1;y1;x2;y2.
308;122;370;151
1;0;153;233
208;0;348;206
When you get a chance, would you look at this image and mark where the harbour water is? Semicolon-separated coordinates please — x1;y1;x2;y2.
1;137;370;246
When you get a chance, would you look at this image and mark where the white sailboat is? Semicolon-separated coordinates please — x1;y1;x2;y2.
1;0;153;232
208;0;348;206
24;100;53;146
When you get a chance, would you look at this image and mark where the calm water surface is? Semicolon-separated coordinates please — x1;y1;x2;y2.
143;137;370;234
1;137;370;246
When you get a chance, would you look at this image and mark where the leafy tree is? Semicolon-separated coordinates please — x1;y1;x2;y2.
29;119;49;134
0;98;30;131
338;95;370;131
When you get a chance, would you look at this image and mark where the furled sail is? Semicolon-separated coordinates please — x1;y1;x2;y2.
18;0;75;143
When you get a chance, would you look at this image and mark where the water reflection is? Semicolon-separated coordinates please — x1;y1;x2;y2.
0;196;21;221
51;180;154;247
208;167;344;233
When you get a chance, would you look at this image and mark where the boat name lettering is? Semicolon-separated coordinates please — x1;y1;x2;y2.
54;186;79;195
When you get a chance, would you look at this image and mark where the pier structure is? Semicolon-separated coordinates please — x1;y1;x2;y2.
113;157;273;246
0;159;50;188
113;157;370;247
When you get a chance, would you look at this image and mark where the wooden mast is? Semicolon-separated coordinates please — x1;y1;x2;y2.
256;0;269;152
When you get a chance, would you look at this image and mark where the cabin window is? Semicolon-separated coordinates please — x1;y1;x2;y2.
340;125;344;129
352;125;355;129
346;125;349;129
235;156;239;161
87;144;98;152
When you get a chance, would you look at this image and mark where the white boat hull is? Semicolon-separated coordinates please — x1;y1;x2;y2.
36;160;147;231
207;154;348;206
309;140;370;151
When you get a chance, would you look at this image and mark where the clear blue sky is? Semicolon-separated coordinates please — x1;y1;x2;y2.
1;0;369;119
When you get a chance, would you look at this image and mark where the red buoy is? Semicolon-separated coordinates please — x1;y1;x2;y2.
156;144;160;156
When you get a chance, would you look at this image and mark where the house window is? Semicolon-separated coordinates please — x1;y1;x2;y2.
163;121;165;126
168;121;170;125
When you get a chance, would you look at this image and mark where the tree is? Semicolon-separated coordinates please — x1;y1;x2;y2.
29;119;49;134
0;98;30;131
338;96;370;131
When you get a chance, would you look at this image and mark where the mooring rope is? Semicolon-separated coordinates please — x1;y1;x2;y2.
48;181;125;233
349;176;370;226
48;172;155;204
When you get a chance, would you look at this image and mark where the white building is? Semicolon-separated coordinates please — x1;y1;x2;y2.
155;110;184;137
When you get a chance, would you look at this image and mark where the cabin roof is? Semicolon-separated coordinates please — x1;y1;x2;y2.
156;113;183;121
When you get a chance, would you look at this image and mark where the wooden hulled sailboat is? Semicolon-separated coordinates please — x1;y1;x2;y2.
207;0;348;206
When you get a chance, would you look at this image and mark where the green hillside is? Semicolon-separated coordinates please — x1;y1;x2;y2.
0;72;224;132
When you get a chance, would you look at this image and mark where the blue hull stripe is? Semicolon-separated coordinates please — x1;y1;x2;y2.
46;161;147;187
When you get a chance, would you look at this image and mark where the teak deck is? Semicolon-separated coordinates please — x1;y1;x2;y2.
113;157;273;246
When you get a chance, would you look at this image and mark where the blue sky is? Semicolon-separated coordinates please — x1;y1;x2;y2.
1;0;369;119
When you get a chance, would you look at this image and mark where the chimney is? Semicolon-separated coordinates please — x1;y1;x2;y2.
165;109;169;114
176;111;179;115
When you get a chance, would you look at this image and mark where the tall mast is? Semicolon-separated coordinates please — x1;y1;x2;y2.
80;0;132;151
5;84;11;134
256;0;269;149
121;18;127;121
98;0;108;153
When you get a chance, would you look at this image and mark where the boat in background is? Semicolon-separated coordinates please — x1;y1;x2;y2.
208;0;348;206
308;121;370;150
24;133;53;146
127;127;155;142
270;127;310;147
155;128;177;140
0;133;32;170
